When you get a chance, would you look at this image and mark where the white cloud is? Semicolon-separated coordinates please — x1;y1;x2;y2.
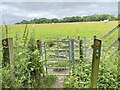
27;12;58;18
1;2;118;24
88;4;98;8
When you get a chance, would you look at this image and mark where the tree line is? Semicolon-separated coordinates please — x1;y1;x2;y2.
15;14;118;24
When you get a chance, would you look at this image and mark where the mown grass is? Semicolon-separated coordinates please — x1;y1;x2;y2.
2;21;118;46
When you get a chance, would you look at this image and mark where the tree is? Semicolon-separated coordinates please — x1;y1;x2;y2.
15;14;117;24
51;18;59;23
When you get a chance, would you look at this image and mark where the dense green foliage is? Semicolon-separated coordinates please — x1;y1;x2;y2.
16;14;117;24
1;26;56;88
63;48;118;88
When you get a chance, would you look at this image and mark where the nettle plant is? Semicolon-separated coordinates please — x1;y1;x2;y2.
64;59;91;88
64;49;118;88
2;26;45;88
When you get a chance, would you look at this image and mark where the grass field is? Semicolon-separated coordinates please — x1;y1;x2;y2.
2;21;118;45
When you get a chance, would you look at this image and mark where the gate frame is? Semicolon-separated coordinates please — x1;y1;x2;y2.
43;38;75;75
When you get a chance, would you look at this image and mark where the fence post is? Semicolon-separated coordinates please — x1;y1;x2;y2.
37;40;43;56
43;42;47;74
2;38;14;86
56;38;60;62
78;36;83;60
71;39;74;62
69;39;74;62
69;39;74;70
118;24;120;88
2;38;14;67
69;39;71;61
91;36;102;88
83;37;86;61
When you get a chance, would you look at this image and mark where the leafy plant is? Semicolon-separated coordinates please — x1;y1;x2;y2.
64;50;118;88
1;26;45;88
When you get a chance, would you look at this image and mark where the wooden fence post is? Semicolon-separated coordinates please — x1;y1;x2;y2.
44;42;48;74
78;36;83;60
37;40;43;56
71;39;74;62
69;39;74;62
57;38;60;61
83;37;86;61
118;24;120;88
91;36;102;88
69;39;74;70
2;38;14;67
2;38;14;86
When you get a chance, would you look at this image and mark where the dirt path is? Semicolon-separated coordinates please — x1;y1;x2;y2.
52;75;65;88
52;70;69;88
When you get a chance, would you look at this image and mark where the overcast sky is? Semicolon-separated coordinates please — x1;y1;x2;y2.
0;2;119;24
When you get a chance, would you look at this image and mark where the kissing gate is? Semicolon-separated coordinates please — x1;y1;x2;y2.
2;24;119;88
37;37;93;75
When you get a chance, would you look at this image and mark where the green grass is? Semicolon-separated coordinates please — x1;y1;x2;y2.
41;75;57;88
2;21;118;39
2;21;118;47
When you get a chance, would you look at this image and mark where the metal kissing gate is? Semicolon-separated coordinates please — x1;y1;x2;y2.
42;37;93;75
44;39;75;75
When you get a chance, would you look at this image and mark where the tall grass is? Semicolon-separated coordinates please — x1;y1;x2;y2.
2;21;118;40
